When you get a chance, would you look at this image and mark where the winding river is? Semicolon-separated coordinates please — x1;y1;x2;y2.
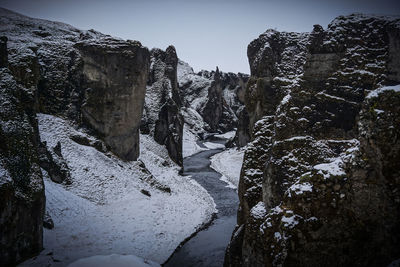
165;141;239;267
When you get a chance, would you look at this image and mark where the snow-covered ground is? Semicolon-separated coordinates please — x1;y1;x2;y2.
210;147;245;189
68;254;160;267
20;114;216;266
183;124;207;158
214;130;236;140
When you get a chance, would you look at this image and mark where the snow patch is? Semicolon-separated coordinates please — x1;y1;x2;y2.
210;147;244;189
251;202;267;220
214;130;236;140
366;84;400;99
288;180;313;197
203;142;225;150
182;124;207;158
281;213;300;229
314;157;346;179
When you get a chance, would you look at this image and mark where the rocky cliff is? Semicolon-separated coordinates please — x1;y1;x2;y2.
226;14;400;267
0;7;150;265
0;38;45;266
141;46;183;165
1;8;150;162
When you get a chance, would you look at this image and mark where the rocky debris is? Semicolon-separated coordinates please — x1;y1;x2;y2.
0;67;45;265
226;14;400;267
69;133;107;153
38;141;71;184
137;160;172;193
140;189;151;197
141;46;183;165
43;211;54;230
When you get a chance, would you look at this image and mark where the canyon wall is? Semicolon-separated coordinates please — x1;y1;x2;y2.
0;8;150;264
1;8;150;162
0;37;45;266
226;14;400;267
141;46;183;165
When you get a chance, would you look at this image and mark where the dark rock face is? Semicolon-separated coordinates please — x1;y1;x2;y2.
234;106;250;147
154;98;183;166
142;46;183;165
0;68;45;265
0;36;8;68
201;67;224;132
226;14;400;267
76;39;149;161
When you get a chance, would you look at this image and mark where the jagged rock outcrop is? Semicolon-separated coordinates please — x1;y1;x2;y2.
141;46;183;165
0;8;150;161
201;67;224;131
226;14;400;267
0;49;45;265
178;60;249;139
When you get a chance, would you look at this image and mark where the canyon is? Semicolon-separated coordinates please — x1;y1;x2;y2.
0;7;399;267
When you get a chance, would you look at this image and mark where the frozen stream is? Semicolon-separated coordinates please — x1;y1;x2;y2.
165;140;239;267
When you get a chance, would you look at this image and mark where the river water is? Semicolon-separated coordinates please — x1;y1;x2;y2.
164;144;239;267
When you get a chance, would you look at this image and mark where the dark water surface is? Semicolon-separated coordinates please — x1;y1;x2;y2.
164;146;239;267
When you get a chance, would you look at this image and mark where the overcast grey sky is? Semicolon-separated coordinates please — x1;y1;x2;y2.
0;0;399;73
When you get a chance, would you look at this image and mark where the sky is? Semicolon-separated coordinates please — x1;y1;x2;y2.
0;0;399;74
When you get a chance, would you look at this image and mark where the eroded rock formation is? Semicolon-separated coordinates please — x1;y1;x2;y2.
226;14;400;267
141;46;183;165
178;60;249;140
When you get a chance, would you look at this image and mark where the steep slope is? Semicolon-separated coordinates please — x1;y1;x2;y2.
225;14;400;267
